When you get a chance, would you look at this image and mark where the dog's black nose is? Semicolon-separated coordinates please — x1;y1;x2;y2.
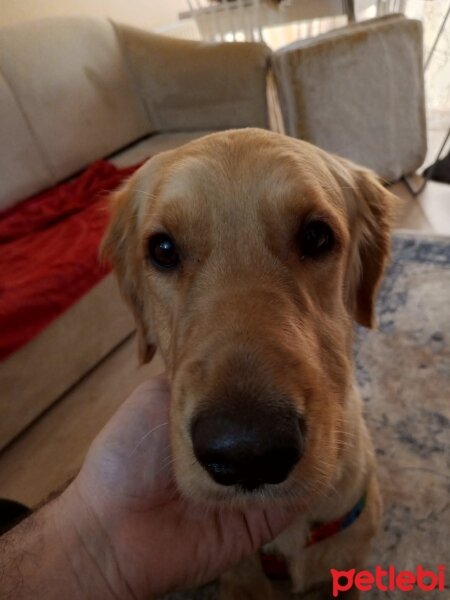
191;408;304;490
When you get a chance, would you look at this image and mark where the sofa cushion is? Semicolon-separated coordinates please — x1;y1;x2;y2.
0;72;53;211
0;17;151;188
110;130;216;168
272;14;427;181
116;23;271;132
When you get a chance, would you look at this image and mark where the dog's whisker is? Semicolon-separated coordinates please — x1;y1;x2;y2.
161;454;173;466
159;455;175;470
128;422;169;457
155;456;176;477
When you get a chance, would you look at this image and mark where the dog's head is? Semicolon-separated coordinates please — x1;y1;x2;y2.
102;129;393;506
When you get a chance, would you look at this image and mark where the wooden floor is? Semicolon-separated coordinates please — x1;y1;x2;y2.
391;177;450;234
0;177;449;509
0;340;165;507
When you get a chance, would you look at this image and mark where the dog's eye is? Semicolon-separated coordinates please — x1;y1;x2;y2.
299;220;335;259
148;233;179;271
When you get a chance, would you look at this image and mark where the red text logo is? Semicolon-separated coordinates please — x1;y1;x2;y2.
331;565;446;596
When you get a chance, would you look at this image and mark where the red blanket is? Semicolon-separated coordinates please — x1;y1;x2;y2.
0;160;141;361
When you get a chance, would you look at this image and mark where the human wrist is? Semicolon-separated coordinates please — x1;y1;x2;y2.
55;482;137;600
0;492;115;600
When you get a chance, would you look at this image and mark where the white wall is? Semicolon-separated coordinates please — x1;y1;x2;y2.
0;0;186;30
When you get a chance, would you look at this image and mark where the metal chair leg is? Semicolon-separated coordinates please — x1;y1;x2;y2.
344;0;356;22
424;1;450;71
403;128;450;197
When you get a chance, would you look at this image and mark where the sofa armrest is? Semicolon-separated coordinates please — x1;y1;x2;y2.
115;23;271;133
272;14;427;182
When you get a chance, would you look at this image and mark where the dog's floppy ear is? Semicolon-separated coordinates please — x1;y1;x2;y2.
348;167;395;329
100;177;156;364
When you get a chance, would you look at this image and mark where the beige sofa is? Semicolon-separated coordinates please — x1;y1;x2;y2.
0;13;427;452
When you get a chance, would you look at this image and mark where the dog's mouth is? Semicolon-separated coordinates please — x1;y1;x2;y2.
181;458;305;508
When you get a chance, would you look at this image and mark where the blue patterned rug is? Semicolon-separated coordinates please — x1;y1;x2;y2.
165;232;450;599
357;232;450;599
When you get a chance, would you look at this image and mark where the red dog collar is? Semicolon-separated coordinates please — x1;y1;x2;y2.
260;493;367;581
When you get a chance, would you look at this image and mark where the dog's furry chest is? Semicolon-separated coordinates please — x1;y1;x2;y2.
261;467;379;594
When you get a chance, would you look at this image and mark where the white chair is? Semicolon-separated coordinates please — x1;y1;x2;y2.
181;0;364;42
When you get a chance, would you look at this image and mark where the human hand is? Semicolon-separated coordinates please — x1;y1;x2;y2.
62;375;297;599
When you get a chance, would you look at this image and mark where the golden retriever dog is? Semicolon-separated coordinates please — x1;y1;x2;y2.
102;128;394;598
